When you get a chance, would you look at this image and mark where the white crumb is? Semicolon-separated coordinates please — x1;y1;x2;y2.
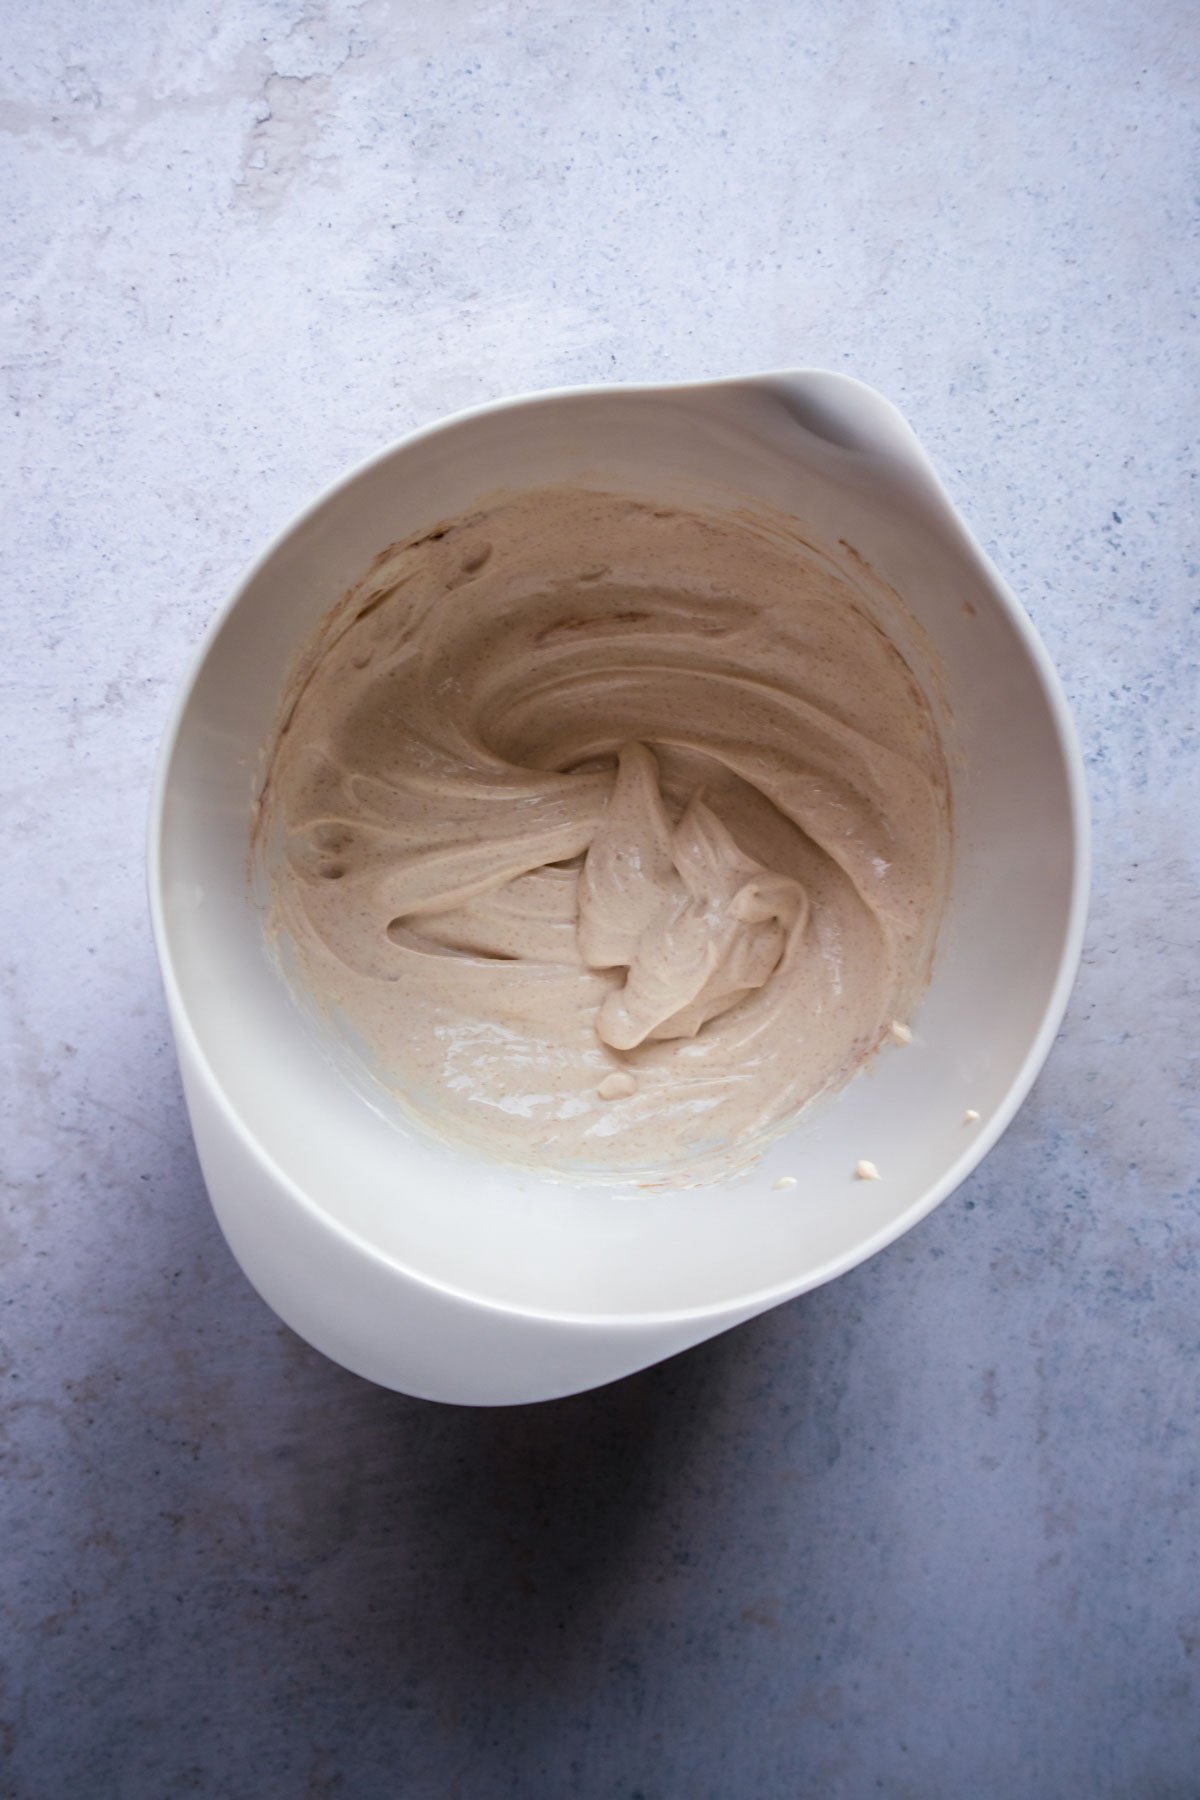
890;1020;913;1044
772;1175;798;1191
855;1159;881;1181
964;1108;981;1123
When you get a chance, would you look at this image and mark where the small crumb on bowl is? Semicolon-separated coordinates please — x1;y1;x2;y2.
597;1071;637;1101
890;1020;913;1044
855;1159;881;1181
772;1175;798;1191
964;1108;981;1123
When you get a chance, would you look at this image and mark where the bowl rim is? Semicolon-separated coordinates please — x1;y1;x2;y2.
147;368;1091;1330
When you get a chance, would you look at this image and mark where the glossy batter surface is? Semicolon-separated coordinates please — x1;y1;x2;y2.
261;488;951;1175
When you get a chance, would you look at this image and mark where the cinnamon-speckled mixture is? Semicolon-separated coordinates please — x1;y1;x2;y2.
260;488;951;1176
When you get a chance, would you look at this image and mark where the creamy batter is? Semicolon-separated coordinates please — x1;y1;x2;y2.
260;487;951;1177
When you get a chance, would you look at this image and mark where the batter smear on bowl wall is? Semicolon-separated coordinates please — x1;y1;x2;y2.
260;486;952;1176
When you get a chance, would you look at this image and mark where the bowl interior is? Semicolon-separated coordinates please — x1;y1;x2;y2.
155;379;1083;1320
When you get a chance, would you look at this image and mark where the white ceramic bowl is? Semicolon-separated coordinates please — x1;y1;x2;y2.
149;372;1088;1405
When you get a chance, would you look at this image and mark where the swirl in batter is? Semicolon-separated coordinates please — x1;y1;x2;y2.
262;488;951;1176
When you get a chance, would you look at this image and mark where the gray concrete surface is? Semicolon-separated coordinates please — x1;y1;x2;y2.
1;1;1196;1794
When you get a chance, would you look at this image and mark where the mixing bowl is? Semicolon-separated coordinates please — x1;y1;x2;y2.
148;371;1088;1405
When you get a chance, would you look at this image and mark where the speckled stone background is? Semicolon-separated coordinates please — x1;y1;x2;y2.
2;1;1197;1794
